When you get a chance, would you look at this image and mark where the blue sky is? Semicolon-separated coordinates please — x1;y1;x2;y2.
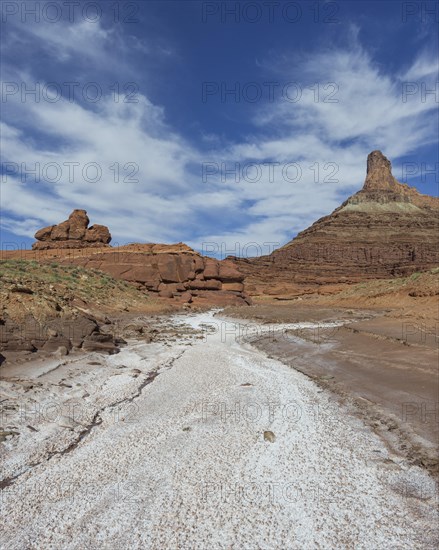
1;0;438;257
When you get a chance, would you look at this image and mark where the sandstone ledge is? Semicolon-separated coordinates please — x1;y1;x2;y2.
31;212;249;306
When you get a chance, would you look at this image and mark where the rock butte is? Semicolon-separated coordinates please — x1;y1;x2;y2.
235;150;439;297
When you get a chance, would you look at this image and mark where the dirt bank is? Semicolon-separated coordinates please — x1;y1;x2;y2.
220;304;439;479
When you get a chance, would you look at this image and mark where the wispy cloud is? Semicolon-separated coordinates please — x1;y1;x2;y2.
1;18;437;255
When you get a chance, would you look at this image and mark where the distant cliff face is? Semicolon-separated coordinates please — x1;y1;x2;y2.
236;151;439;290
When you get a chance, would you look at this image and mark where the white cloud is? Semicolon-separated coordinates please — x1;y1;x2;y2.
1;21;437;255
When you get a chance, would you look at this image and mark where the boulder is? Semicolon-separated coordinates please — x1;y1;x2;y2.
45;316;98;348
158;283;186;293
218;260;244;282
190;290;248;306
203;258;219;279
158;289;174;298
51;220;71;241
187;279;222;290
82;336;119;354
35;225;55;241
222;282;244;292
180;291;193;303
85;224;111;243
42;335;72;353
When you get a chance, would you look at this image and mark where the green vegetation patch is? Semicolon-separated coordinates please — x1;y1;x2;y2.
0;259;144;303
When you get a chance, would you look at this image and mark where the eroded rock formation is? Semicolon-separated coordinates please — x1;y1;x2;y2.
33;210;111;250
59;244;249;306
31;214;249;305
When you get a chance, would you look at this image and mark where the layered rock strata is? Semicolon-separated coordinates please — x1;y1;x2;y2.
236;151;439;292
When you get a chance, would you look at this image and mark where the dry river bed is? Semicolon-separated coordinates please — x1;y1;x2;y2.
0;309;438;549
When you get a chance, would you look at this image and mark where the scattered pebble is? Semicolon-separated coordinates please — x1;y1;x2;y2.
263;430;276;443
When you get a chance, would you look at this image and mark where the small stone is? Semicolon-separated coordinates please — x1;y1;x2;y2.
0;429;19;442
55;346;69;356
263;430;276;443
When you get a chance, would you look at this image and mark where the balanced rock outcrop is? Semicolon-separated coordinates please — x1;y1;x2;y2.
237;151;439;293
33;210;111;250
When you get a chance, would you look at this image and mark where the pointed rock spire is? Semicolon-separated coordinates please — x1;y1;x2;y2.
363;150;397;191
